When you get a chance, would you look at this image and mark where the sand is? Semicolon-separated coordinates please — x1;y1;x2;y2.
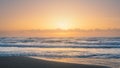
0;57;110;68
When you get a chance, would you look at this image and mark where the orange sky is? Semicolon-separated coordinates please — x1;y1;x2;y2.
0;0;120;31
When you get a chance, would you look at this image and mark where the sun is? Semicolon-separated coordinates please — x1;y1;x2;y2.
56;22;71;30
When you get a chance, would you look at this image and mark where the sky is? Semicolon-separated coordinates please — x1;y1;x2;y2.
0;0;120;30
0;0;120;37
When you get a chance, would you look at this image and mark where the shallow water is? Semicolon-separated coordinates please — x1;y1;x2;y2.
32;57;120;68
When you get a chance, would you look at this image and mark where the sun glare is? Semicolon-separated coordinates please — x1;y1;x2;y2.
56;22;71;30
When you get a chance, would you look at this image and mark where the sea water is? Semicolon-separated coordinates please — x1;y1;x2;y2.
0;37;120;68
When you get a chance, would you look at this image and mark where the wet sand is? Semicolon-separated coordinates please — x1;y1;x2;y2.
0;57;110;68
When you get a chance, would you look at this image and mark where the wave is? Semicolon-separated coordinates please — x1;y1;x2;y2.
0;37;120;48
0;37;120;60
0;44;120;48
0;51;120;59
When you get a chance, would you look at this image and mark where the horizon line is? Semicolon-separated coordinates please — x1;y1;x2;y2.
0;28;120;32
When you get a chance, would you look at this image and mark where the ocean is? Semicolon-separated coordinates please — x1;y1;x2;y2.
0;37;120;68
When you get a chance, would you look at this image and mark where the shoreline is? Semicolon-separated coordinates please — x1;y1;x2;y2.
0;56;110;68
33;57;120;68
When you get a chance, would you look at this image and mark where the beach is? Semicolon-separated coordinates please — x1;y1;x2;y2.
0;56;110;68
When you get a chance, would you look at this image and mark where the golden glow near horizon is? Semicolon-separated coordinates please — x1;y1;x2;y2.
56;22;70;30
0;0;120;31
